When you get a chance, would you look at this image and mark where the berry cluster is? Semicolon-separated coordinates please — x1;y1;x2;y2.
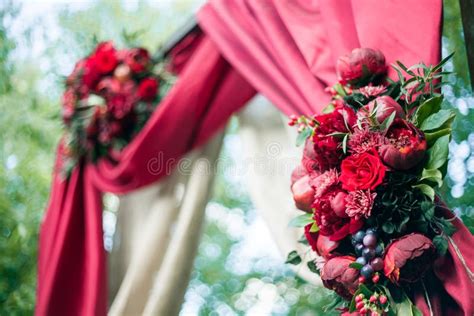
352;228;384;283
354;292;388;316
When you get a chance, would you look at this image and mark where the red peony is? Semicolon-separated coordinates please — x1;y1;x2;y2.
362;96;405;123
383;233;435;284
301;138;321;172
291;174;315;212
125;48;151;73
91;41;118;74
304;226;340;259
321;256;360;300
379;119;427;170
312;106;357;171
337;48;387;87
137;77;159;101
340;151;386;191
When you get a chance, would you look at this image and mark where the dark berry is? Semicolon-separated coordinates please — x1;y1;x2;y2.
355;243;364;256
362;248;375;260
354;230;366;242
366;228;377;236
375;244;384;256
361;265;374;279
370;258;384;271
356;257;367;265
363;234;377;247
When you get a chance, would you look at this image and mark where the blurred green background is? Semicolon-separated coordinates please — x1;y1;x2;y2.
0;0;472;315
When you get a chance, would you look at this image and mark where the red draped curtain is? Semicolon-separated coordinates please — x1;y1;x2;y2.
37;0;473;315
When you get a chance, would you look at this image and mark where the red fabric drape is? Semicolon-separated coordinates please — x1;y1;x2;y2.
36;36;256;315
38;0;473;315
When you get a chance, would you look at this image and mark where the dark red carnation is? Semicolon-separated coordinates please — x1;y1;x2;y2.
92;41;118;74
379;119;427;170
125;48;151;73
310;170;363;241
337;48;387;87
383;233;435;284
321;256;359;300
137;77;159;101
312;106;356;171
340;151;386;191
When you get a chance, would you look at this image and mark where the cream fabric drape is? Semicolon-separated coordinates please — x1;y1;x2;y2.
237;96;320;285
108;130;225;316
107;96;320;316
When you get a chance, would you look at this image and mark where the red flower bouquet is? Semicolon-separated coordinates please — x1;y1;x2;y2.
61;41;173;175
287;49;465;315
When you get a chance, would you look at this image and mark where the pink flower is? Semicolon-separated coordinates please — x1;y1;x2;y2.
348;128;385;154
336;48;387;87
357;84;386;98
345;190;376;219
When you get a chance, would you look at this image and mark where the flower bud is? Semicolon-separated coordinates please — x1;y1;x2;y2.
337;48;387;87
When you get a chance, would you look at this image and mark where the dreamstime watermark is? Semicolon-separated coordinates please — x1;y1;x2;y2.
146;141;300;178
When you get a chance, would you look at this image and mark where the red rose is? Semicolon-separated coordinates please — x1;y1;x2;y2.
137;77;159;101
340;151;386;191
92;41;118;74
312;106;357;171
337;48;387;87
361;96;405;123
379;119;427;170
82;58;101;90
321;256;359;300
383;233;435;284
125;48;151;73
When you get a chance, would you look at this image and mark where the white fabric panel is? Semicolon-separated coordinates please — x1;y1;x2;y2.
108;131;224;316
238;96;320;285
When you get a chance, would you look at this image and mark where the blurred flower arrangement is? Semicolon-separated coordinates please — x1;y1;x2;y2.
61;41;173;175
287;48;459;315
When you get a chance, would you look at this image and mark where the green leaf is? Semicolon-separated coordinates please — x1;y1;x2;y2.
349;262;363;270
307;260;319;274
420;168;443;187
382;222;396;234
412;184;435;201
285;250;302;265
288;213;314;228
309;221;319;233
296;127;312;147
322;103;335;114
433;235;449;256
342;134;348;154
412;96;443;126
333;83;347;96
420;109;456;131
425;128;451;146
426;135;450;170
379;111;397;131
433;52;455;72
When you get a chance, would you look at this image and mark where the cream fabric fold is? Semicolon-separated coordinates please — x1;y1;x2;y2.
237;96;320;285
108;131;224;316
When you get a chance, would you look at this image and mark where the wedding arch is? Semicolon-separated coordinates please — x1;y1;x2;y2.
36;1;474;315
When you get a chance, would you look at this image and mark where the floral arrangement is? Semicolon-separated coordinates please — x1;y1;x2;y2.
60;41;173;174
287;48;458;315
